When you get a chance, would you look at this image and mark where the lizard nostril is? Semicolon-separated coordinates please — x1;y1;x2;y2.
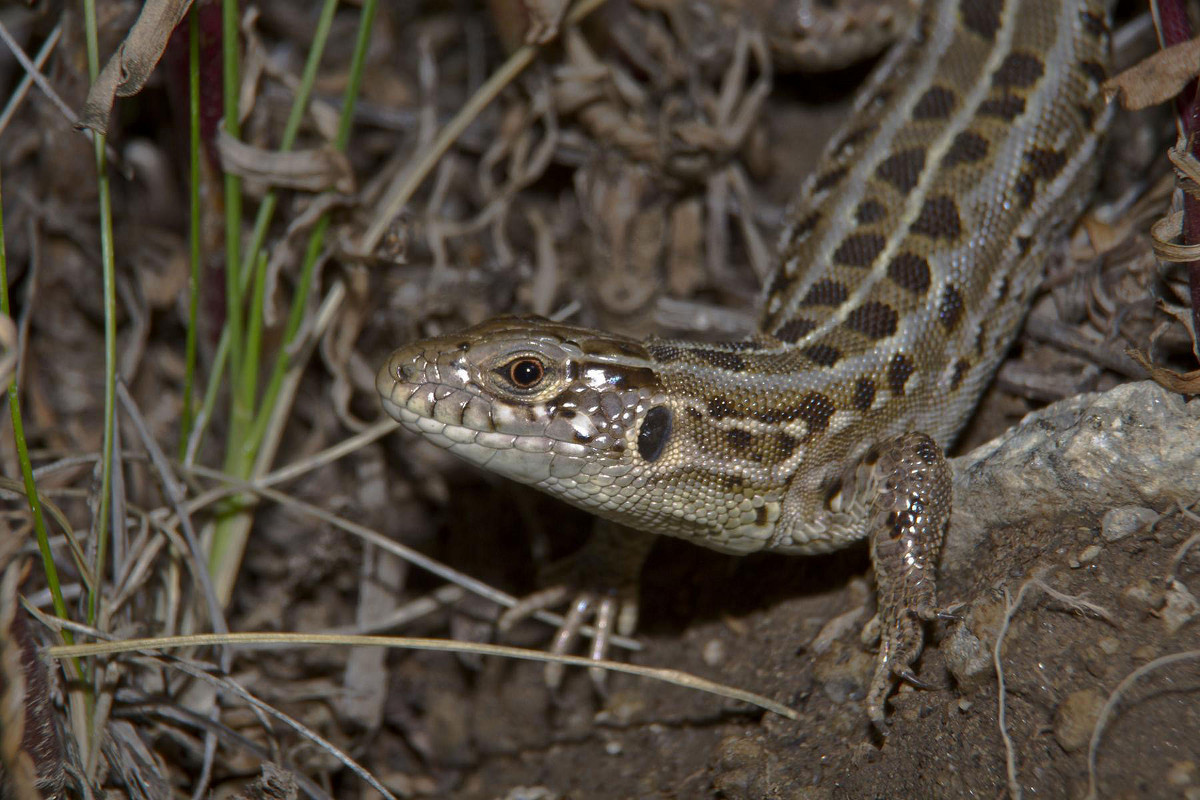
396;362;418;382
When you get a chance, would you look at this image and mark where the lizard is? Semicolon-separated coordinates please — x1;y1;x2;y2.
377;0;1113;726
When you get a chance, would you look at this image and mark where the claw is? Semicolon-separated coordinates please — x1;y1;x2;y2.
498;585;569;633
588;597;617;692
492;525;652;691
545;593;594;689
936;602;966;622
896;668;931;690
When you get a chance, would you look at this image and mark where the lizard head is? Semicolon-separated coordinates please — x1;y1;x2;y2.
377;315;668;488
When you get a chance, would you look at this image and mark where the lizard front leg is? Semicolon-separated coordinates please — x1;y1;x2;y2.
865;432;952;729
499;520;655;688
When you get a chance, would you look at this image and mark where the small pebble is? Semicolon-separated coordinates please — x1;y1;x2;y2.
1161;580;1200;635
1053;688;1105;752
1167;759;1195;787
1101;505;1158;542
1133;644;1158;661
1078;544;1102;562
703;638;727;667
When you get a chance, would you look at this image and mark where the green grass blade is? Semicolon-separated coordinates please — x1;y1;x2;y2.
82;0;117;628
179;5;203;459
0;167;72;644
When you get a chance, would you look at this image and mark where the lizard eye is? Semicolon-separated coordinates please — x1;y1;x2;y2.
505;357;545;388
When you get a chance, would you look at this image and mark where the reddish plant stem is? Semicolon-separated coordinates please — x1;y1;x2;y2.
1155;0;1200;355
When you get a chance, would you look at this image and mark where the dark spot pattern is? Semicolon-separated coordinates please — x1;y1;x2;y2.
766;271;790;299
797;392;836;435
960;0;1003;40
938;284;965;331
888;354;914;396
804;344;843;367
1014;148;1068;207
855;199;886;224
647;343;685;363
1080;60;1106;84
1013;174;1036;209
1080;10;1108;39
979;94;1026;120
755;407;798;425
974;321;988;355
950;358;970;390
776;317;817;343
637;406;673;463
888;513;912;544
721;474;747;490
876;148;927;194
844;301;899;340
815;166;849;192
992;52;1044;88
911;196;962;240
852;378;876;411
1015;236;1032;257
800;280;850;307
943;132;989;168
1078;102;1096;128
695;349;747;371
912;86;957;120
914;438;940;465
792;212;821;238
887;253;931;294
755;506;770;525
832;233;886;267
708;396;737;420
1025;148;1068;179
725;429;754;451
775;433;798;459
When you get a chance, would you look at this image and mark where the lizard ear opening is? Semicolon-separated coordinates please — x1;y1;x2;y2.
637;406;673;463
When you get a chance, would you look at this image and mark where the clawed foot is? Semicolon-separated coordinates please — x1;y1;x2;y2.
496;522;652;691
498;581;639;690
863;598;960;733
863;432;953;732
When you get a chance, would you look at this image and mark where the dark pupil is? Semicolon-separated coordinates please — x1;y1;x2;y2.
510;360;542;386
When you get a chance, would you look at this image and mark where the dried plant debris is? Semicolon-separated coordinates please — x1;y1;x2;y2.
0;1;1195;798
0;558;65;800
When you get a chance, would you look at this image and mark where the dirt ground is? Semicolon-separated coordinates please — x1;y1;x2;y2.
1;1;1198;798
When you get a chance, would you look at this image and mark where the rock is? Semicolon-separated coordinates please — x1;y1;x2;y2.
942;624;994;692
712;736;785;800
1160;580;1200;635
1053;688;1105;752
946;382;1200;577
1101;505;1159;542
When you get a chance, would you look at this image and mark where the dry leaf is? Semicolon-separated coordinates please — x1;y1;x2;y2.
217;128;355;194
79;0;193;135
1103;34;1200;111
1127;348;1200;395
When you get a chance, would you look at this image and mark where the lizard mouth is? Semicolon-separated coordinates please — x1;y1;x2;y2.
377;349;595;484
